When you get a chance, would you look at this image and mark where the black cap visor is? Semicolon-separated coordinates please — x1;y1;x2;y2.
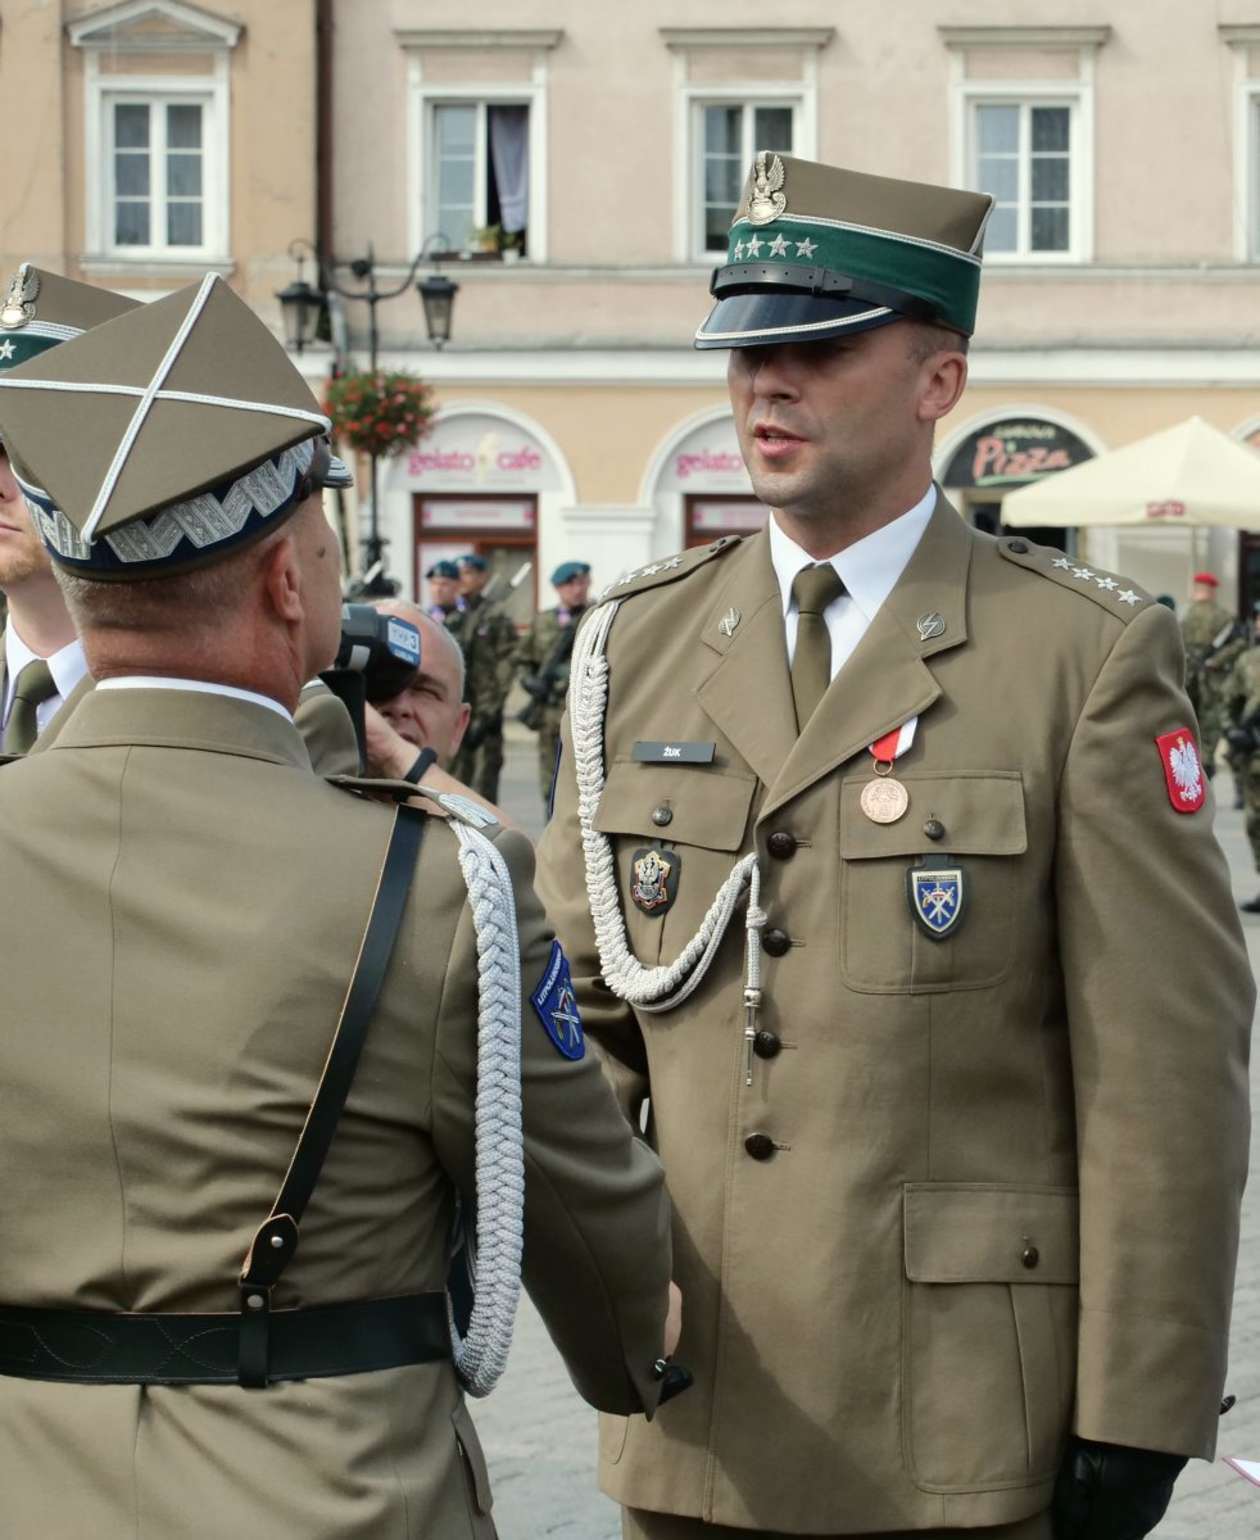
695;259;944;350
695;290;905;349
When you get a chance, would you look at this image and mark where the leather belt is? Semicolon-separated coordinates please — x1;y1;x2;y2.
0;1291;449;1386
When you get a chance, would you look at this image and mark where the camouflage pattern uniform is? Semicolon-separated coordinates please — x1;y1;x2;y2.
1182;599;1244;776
1226;642;1260;872
515;605;584;802
448;592;518;802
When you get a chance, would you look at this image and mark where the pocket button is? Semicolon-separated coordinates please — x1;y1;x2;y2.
744;1132;775;1161
1021;1244;1040;1270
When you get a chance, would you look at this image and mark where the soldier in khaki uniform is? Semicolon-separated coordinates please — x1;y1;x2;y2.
1181;571;1243;787
516;558;591;801
537;156;1251;1540
0;266;138;748
0;275;678;1538
450;554;519;802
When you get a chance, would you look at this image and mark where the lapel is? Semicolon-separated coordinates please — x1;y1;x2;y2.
49;684;311;770
759;494;975;822
695;529;797;790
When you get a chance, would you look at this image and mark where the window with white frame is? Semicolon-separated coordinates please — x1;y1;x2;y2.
426;101;532;257
968;99;1078;259
108;96;210;252
694;100;797;258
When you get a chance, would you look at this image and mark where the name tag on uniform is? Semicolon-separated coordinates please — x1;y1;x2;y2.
632;741;716;765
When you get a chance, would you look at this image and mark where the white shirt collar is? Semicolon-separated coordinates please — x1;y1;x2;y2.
95;676;294;723
6;625;89;704
768;484;937;623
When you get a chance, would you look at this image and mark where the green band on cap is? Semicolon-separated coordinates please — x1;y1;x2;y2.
727;218;982;335
0;334;62;373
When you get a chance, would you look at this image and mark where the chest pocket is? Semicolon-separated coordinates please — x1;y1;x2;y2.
839;772;1026;994
593;758;756;966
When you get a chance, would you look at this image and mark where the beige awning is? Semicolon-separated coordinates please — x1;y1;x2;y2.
1002;416;1260;528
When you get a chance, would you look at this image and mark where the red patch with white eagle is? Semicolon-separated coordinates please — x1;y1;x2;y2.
1156;729;1205;813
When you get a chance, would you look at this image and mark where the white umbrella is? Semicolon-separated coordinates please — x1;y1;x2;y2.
1002;416;1260;529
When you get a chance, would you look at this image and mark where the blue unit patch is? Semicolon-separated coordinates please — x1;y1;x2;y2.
530;940;585;1059
908;865;966;940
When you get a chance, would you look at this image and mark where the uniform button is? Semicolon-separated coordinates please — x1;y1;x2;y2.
753;1030;781;1059
1021;1245;1040;1270
651;805;673;827
767;831;796;860
1007;539;1029;555
744;1132;775;1161
923;818;945;841
762;928;791;956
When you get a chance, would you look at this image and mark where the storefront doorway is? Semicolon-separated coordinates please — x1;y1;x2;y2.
381;407;572;607
939;414;1098;554
685;494;767;546
414;495;537;628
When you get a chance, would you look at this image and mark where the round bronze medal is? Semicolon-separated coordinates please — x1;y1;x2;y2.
860;776;909;825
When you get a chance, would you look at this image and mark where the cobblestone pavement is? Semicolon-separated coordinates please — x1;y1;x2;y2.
479;732;1260;1538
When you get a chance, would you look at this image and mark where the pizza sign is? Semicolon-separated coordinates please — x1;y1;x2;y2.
943;419;1094;489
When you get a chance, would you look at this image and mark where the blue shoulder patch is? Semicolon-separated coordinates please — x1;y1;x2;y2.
530;940;585;1060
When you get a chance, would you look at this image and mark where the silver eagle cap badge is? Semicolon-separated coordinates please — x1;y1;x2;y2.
747;152;787;226
0;263;38;331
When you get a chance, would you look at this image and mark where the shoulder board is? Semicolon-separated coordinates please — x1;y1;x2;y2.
997;536;1151;622
597;536;743;605
325;772;436;806
326;775;500;830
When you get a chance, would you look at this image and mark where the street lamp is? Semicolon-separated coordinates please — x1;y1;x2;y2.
417;271;457;350
276;236;458;584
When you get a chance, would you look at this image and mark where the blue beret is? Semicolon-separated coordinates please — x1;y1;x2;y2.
457;553;488;571
551;561;591;585
426;560;460;580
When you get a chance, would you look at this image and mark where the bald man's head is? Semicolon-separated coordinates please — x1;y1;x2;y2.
372;599;469;766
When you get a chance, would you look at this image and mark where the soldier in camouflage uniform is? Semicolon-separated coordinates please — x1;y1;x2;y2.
1226;603;1260;911
1181;572;1244;784
515;560;590;803
448;554;519;803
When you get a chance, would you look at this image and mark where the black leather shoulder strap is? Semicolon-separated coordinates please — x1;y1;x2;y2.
238;802;426;1385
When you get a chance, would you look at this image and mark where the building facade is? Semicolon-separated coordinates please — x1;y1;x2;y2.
5;2;1260;616
310;0;1260;618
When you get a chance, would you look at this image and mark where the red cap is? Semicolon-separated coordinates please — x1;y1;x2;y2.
1193;572;1219;587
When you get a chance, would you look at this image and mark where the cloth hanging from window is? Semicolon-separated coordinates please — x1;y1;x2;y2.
489;107;530;234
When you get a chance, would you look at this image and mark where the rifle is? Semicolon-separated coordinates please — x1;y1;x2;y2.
517;616;580;731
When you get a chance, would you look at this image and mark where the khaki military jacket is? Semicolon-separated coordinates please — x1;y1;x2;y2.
0;686;672;1540
536;501;1252;1535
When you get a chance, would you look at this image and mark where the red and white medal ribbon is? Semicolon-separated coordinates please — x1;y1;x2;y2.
868;716;918;770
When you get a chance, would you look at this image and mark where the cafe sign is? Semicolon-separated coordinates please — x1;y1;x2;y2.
942;418;1094;489
397;412;564;492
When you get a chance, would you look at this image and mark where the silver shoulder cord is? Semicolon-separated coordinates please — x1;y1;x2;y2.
569;601;768;1077
448;822;525;1397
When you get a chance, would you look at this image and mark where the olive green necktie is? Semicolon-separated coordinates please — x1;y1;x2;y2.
790;564;845;730
3;658;56;753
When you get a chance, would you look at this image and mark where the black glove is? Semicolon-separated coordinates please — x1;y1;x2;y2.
520;673;548;702
1052;1437;1186;1540
1226;726;1257;754
651;1356;694;1406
